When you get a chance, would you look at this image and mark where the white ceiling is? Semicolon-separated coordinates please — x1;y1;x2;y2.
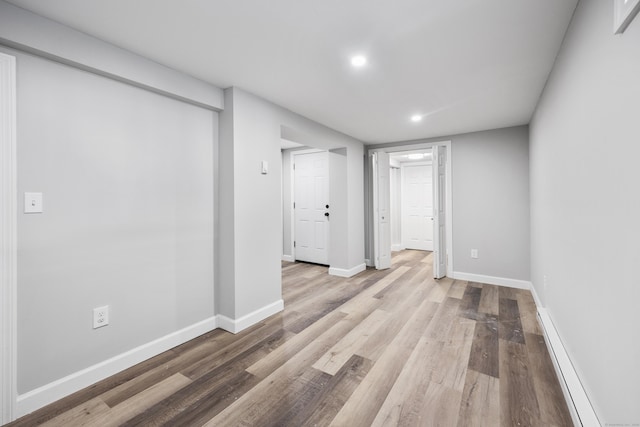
7;0;578;144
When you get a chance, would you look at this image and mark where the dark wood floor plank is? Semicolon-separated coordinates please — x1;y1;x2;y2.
459;284;483;320
257;367;333;427
121;328;291;426
468;313;500;378
300;355;373;427
499;297;526;344
524;332;573;426
499;339;541;426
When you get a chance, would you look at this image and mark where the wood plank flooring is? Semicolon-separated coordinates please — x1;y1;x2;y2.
7;250;573;427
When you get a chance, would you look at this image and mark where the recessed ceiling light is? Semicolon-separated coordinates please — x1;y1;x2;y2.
351;55;367;67
410;114;423;122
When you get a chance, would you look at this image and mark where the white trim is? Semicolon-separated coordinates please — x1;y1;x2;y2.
217;299;284;334
391;244;404;252
15;316;218;418
364;258;373;267
451;271;531;290
530;282;544;310
537;309;601;427
328;263;367;278
369;141;453;276
614;0;640;34
0;51;17;425
281;254;295;262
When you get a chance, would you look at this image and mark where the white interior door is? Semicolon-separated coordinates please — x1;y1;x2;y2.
433;146;447;279
294;151;330;265
373;152;391;269
401;163;433;251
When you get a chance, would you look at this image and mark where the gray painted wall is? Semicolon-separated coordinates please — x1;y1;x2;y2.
366;126;530;282
452;126;530;280
530;0;640;423
220;87;365;319
10;47;216;393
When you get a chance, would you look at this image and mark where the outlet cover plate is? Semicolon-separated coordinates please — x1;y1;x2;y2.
93;305;109;329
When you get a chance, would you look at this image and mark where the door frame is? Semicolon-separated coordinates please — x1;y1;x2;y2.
289;148;327;263
368;141;453;276
1;51;18;424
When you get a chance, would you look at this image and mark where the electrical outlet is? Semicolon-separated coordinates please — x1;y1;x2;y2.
471;249;479;259
93;305;109;329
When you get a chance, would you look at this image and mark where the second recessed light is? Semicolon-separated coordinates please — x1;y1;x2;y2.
410;114;423;122
351;55;367;67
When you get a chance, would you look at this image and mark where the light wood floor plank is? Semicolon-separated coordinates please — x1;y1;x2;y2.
370;336;444;427
447;279;468;299
312;308;389;375
431;316;476;391
457;369;500;427
40;398;110;427
329;299;440;427
517;291;543;335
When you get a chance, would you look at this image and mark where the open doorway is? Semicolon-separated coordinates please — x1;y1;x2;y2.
281;132;358;277
390;150;434;252
370;142;452;279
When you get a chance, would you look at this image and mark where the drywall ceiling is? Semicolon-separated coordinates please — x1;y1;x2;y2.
6;0;578;144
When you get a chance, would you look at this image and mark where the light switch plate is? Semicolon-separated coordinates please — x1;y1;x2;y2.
24;192;43;213
261;160;268;174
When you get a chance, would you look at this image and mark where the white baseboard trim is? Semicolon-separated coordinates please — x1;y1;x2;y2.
15;316;218;418
364;259;373;267
328;263;366;278
391;244;403;252
281;254;294;262
530;282;544;310
451;271;531;290
217;299;284;334
537;309;601;427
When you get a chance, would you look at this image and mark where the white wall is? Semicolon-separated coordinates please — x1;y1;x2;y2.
7;46;216;394
366;126;530;283
219;87;365;321
530;0;640;423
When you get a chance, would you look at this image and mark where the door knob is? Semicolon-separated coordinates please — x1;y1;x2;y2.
326;204;329;208
324;212;330;217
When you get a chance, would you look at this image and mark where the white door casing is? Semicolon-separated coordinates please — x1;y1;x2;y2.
401;162;433;251
369;142;452;277
432;145;447;279
373;151;391;269
293;151;330;265
1;51;17;424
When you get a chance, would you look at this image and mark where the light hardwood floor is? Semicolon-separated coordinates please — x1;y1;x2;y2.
7;250;572;426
